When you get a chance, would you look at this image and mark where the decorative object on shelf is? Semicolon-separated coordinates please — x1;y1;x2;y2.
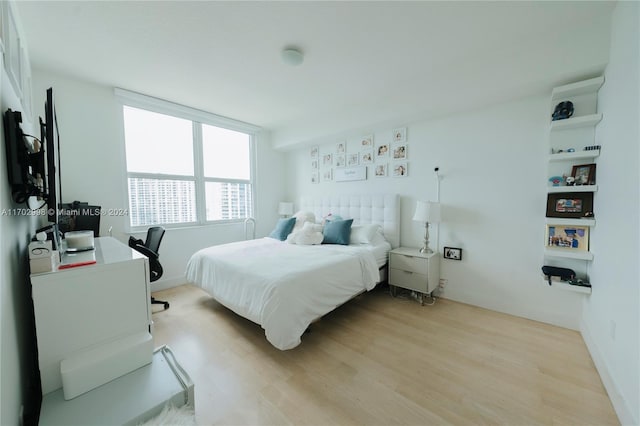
552;101;574;121
443;247;462;260
546;192;594;218
541;265;575;286
565;176;575;186
571;163;596;185
548;176;563;186
392;127;407;142
546;225;589;251
278;202;294;218
413;201;441;254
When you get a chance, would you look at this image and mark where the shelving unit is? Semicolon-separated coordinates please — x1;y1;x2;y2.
543;76;603;294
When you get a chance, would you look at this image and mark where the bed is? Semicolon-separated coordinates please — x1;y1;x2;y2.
186;194;399;350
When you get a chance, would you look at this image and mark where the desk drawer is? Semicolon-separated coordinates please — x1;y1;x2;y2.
389;268;428;293
390;253;428;275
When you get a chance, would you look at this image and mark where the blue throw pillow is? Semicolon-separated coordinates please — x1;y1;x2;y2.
269;217;296;241
322;219;354;245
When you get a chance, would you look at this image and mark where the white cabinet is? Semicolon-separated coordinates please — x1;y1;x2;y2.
30;237;153;395
388;247;440;305
544;76;604;294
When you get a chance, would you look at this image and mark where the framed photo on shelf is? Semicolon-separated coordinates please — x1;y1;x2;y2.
545;225;589;251
546;192;594;218
444;247;462;260
571;163;596;185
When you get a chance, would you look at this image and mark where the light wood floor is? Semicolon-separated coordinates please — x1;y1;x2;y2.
151;284;619;425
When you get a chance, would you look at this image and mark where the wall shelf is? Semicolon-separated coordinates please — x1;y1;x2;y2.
548;151;600;162
551;76;605;101
548;185;597;193
545;217;596;227
542;279;592;294
550;113;603;131
544;248;593;260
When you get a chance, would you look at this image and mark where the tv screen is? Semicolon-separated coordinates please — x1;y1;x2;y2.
44;87;62;224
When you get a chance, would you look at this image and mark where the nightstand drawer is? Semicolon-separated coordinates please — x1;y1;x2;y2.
389;253;428;275
389;268;428;293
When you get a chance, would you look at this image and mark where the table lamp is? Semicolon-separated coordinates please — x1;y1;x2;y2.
412;201;441;254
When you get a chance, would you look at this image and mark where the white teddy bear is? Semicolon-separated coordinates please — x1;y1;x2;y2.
286;220;323;245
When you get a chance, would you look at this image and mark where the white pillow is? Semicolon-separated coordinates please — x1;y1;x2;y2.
350;224;381;244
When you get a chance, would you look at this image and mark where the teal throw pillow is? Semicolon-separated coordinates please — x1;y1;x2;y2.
269;217;296;241
322;219;354;245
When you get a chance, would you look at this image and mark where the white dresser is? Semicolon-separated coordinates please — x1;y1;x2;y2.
30;237;153;396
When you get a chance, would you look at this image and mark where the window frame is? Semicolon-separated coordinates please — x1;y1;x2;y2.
116;89;259;232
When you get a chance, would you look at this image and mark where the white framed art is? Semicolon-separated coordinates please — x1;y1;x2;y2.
336;142;346;154
347;153;359;166
374;163;387;177
392;127;406;142
310;146;319;158
322;153;332;167
322;169;333;181
393;144;407;160
376;144;389;158
360;135;374;149
360;151;373;165
311;172;319;184
393;162;408;177
335;154;345;168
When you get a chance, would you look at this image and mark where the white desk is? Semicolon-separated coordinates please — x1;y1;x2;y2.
30;237;153;395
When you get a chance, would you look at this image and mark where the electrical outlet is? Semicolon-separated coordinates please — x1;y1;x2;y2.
438;278;447;289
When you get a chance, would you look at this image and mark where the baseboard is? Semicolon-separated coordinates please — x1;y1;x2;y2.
151;275;187;292
581;319;637;425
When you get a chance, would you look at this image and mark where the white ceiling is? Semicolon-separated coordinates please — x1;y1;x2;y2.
18;1;614;149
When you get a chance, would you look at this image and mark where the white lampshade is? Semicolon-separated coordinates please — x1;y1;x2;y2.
412;201;441;223
278;202;294;216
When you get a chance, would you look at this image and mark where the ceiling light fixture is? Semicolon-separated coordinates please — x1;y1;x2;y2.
281;47;304;66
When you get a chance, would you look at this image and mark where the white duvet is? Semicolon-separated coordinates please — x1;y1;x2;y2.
185;237;380;350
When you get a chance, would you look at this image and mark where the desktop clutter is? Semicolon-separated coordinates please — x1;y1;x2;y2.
28;228;97;273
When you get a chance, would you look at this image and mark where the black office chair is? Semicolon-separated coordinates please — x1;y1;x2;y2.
128;226;170;310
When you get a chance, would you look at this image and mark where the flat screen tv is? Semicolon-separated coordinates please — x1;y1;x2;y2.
43;87;62;224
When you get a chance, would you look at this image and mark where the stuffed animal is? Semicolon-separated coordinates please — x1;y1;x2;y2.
286;221;323;245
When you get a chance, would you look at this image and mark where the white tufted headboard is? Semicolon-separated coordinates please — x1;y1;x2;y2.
299;194;400;248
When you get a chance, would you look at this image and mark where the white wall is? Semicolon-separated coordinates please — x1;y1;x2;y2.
286;93;587;330
31;69;288;290
582;2;639;425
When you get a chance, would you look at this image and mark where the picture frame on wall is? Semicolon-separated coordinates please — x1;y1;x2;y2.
546;192;594;218
374;163;387;177
392;127;406;142
311;172;319;184
546;225;589;251
322;169;333;181
376;144;389;158
311;159;318;169
336;142;346;154
571;163;596;185
393;144;407;160
360;135;374;149
310;146;319;158
392;162;408;177
322;153;332;167
360;151;373;164
335;154;345;168
347;153;359;166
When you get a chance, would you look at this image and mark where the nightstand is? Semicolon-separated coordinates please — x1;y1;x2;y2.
388;247;440;305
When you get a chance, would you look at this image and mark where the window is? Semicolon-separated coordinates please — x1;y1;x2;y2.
117;89;257;229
